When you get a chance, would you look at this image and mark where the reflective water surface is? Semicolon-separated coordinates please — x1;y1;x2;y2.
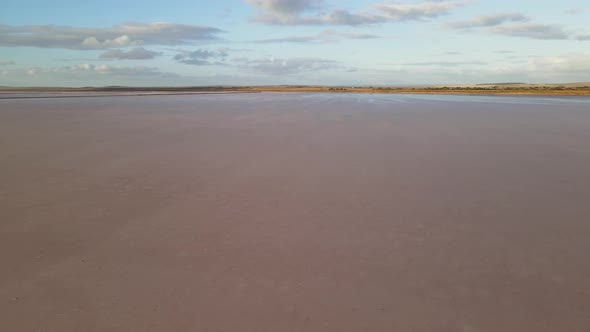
1;93;590;332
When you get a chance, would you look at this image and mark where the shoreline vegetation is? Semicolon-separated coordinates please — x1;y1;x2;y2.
1;82;590;96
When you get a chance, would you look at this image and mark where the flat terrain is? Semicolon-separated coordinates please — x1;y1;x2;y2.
2;82;590;96
1;93;590;331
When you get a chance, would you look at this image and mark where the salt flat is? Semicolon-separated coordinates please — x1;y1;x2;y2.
1;93;590;331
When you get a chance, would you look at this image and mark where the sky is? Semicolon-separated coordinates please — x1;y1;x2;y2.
1;0;589;86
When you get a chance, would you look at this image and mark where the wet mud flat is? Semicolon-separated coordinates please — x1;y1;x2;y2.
1;93;590;331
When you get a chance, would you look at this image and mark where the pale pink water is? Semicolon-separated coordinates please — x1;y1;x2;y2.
1;93;590;331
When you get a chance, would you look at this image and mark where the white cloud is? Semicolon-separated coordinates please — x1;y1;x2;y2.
1;62;294;87
489;23;570;40
1;63;204;86
448;13;529;28
244;0;319;16
254;29;381;43
26;68;41;76
379;53;590;83
399;61;486;66
245;0;467;25
237;56;339;75
99;47;161;60
4;53;590;87
0;60;16;66
375;1;466;21
174;49;229;65
525;53;590;77
16;63;170;77
565;8;584;15
448;14;587;41
0;22;223;50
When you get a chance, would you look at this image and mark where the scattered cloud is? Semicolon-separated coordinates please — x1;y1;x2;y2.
565;8;584;15
2;2;589;86
245;0;467;26
525;53;590;76
54;63;169;76
237;56;338;75
5;53;590;86
245;0;319;16
489;23;570;40
174;48;229;65
1;63;201;86
99;47;161;60
449;14;585;41
373;53;590;84
374;1;467;21
0;22;223;50
448;13;529;29
400;60;486;66
13;63;168;78
3;60;303;86
254;29;381;43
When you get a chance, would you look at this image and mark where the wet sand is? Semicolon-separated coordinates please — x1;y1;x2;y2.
1;93;590;331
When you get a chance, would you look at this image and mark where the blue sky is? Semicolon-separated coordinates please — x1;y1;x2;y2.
1;0;589;86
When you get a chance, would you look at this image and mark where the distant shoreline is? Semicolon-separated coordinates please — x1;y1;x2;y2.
0;91;259;100
1;84;590;97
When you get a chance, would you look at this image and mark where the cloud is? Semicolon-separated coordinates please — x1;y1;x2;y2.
54;63;167;76
245;0;319;16
174;48;229;65
6;54;590;87
565;8;584;15
245;0;467;26
3;61;289;87
0;22;223;50
447;13;529;28
459;53;590;83
237;56;338;75
1;63;203;86
15;63;174;78
99;47;161;60
374;1;466;21
369;53;590;84
525;53;590;76
400;61;486;66
489;23;570;40
0;60;16;66
448;14;585;41
254;29;381;43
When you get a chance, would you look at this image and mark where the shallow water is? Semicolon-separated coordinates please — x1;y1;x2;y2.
1;93;590;332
